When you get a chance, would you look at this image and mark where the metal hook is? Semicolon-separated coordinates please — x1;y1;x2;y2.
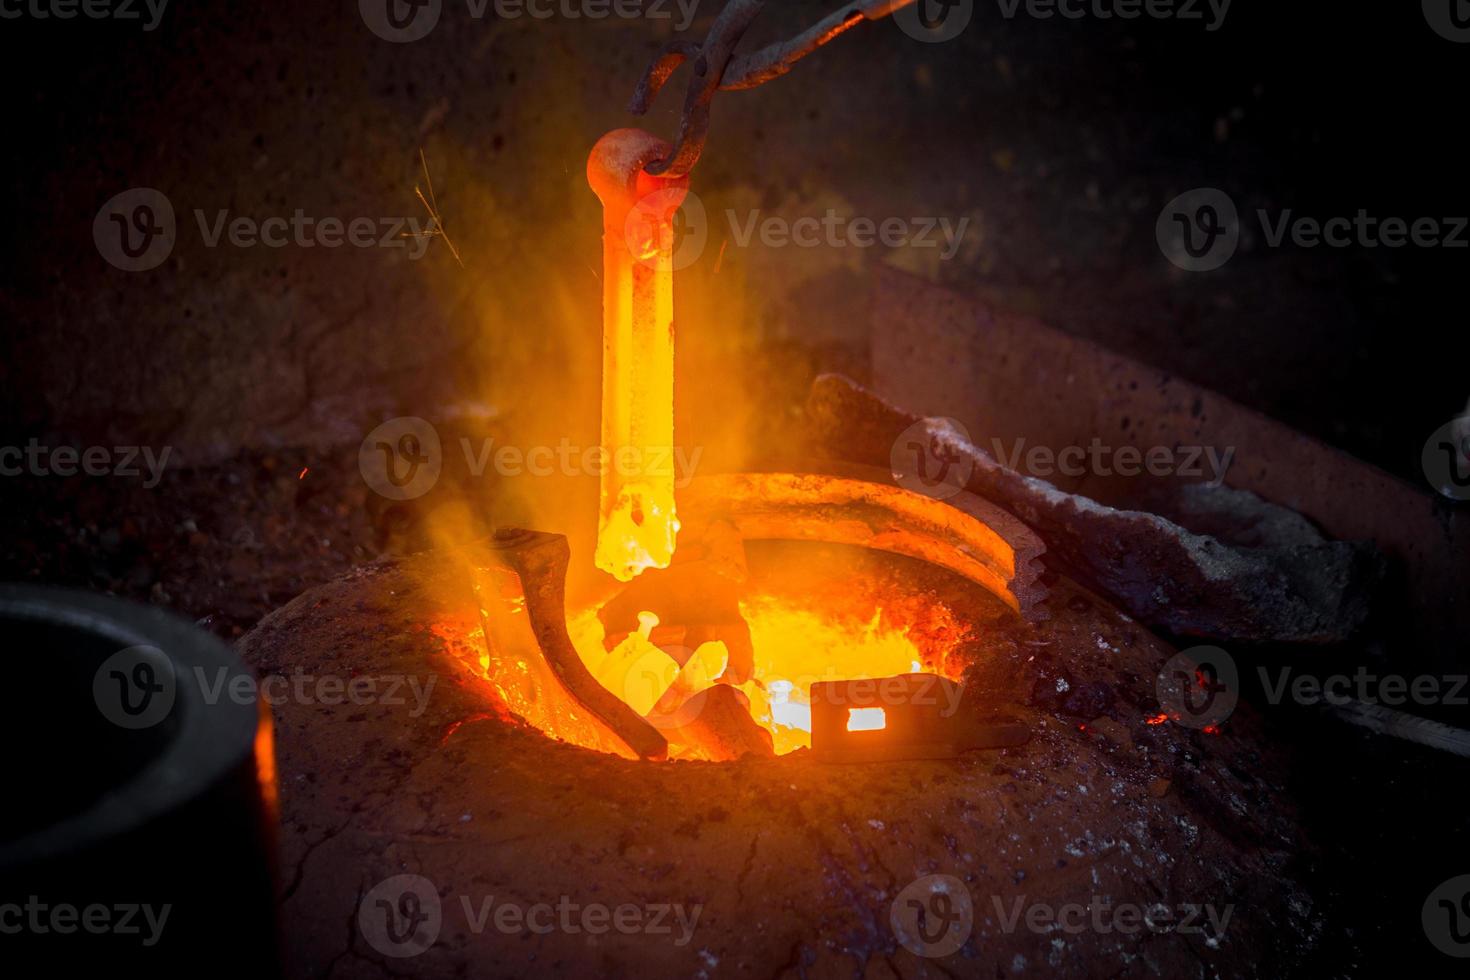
628;0;768;177
628;0;921;178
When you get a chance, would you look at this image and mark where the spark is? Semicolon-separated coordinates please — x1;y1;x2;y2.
405;147;464;268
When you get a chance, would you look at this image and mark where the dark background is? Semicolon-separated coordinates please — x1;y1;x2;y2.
1;0;1466;476
1;2;1467;976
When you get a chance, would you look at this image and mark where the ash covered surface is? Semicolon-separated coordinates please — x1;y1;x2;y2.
2;446;1460;976
0;446;375;638
241;545;1319;979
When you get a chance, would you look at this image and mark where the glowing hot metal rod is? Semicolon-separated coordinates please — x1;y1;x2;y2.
586;1;929;579
587;129;690;582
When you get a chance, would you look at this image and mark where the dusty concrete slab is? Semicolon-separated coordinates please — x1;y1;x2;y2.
864;267;1466;659
808;373;1381;644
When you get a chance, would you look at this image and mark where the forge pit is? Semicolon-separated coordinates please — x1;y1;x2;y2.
243;540;1319;978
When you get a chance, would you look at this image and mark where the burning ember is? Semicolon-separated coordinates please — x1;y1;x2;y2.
573;593;940;757
439;465;1043;763
459;562;967;762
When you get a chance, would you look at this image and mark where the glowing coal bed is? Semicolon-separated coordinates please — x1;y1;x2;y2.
459;541;980;761
574;593;944;757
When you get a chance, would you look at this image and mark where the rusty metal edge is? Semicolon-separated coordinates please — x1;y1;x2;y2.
490;529;670;761
678;465;1048;621
864;266;1468;658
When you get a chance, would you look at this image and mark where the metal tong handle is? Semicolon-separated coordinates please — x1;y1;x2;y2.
628;0;920;177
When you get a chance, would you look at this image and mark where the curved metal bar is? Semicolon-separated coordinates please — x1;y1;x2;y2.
719;1;899;91
677;468;1049;620
629;0;920;177
490;528;670;761
640;0;767;177
626;39;702;115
